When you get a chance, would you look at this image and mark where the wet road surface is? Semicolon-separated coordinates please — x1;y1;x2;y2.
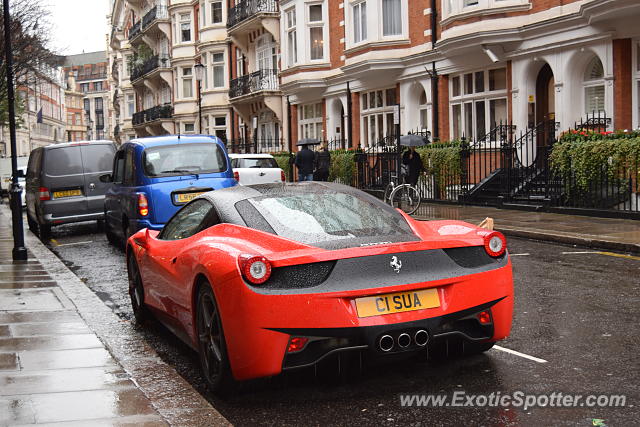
42;221;639;426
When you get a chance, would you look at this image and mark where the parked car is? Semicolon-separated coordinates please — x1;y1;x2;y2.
126;182;513;393
102;135;236;245
25;141;116;238
229;153;285;185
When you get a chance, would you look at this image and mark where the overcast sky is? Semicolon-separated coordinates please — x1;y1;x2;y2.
47;0;110;55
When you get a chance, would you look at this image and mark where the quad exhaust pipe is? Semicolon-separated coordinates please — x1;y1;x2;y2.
377;330;429;352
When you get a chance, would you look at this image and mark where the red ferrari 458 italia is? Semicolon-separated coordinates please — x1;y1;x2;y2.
126;182;513;392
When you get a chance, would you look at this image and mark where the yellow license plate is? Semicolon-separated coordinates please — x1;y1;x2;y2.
53;189;82;198
176;192;204;203
355;289;440;318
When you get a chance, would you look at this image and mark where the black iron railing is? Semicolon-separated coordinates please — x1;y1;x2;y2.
142;5;169;28
132;104;173;126
229;69;279;98
131;54;170;81
227;0;278;28
226;138;284;154
129;20;142;40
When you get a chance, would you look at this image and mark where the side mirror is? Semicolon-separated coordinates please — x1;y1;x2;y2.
132;228;150;249
99;173;113;183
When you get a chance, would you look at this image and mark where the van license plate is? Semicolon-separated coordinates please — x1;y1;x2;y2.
355;289;440;318
175;192;204;204
53;189;82;199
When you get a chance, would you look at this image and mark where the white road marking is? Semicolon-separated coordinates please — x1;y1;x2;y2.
492;345;548;363
561;251;600;255
56;241;93;247
509;253;530;256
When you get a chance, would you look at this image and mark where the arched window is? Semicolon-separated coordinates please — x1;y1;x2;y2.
583;56;605;114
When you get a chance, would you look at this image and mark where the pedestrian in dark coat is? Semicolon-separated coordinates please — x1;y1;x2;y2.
294;145;315;181
402;147;423;186
313;143;331;181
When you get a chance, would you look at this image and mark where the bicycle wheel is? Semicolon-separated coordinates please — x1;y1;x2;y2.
383;182;395;204
390;184;421;215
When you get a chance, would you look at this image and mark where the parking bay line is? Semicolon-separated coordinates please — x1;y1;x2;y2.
492;345;548;364
55;241;93;247
509;253;530;256
561;251;640;261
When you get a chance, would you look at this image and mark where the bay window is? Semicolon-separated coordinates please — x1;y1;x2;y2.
181;67;193;98
450;68;508;141
211;1;223;24
180;13;191;43
212;52;225;88
382;0;401;37
353;1;367;44
285;8;297;67
299;103;324;140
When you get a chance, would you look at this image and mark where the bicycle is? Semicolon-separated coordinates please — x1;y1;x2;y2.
389;179;421;215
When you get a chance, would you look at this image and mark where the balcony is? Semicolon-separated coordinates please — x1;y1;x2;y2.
229;69;279;99
129;20;142;40
142;5;168;28
130;54;170;82
132;104;173;126
227;0;278;30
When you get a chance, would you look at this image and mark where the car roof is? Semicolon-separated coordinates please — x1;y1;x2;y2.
127;135;223;149
228;153;275;159
44;140;114;150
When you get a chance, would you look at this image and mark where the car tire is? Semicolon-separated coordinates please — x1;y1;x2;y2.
27;214;38;233
127;253;150;324
38;223;51;240
196;283;234;394
105;218;119;246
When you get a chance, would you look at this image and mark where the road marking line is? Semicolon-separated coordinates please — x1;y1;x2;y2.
597;251;640;261
56;241;93;247
560;251;600;255
509;253;530;256
492;345;548;363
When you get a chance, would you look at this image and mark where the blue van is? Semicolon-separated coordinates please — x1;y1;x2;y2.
101;135;236;244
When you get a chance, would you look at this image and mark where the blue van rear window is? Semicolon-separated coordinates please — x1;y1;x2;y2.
143;143;227;177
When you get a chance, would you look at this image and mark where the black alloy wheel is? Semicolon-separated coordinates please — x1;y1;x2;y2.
196;284;232;393
127;254;149;323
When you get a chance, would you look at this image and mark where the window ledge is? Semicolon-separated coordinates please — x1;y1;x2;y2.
282;63;332;73
441;3;532;27
344;38;410;56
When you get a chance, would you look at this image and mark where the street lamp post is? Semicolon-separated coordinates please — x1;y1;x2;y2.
194;63;205;134
3;0;27;260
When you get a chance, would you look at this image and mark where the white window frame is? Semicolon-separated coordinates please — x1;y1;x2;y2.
583;56;606;115
284;7;298;68
306;3;326;62
449;67;509;142
179;12;192;43
360;88;397;148
442;0;530;23
210;0;224;25
351;1;367;45
211;52;225;88
126;93;135;118
381;0;402;38
255;34;278;71
236;48;244;76
183;122;195;133
181;66;193;99
299;103;324;140
210;115;228;141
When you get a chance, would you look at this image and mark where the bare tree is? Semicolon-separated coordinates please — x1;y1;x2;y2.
0;0;59;119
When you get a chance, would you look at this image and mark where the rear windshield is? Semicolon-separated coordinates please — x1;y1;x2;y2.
45;146;83;176
234;158;278;169
143;143;227;177
81;144;115;173
236;190;415;247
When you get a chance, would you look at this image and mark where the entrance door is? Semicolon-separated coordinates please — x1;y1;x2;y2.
535;64;555;146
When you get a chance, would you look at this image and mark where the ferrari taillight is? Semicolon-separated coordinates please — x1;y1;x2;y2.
38;187;50;201
477;310;492;324
280;170;286;182
239;254;271;285
137;193;149;217
287;337;309;353
481;231;506;257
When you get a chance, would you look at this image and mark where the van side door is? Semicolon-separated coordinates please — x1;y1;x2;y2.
105;149;126;231
80;144;116;215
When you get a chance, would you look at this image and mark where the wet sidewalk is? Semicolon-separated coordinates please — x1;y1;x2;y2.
413;203;640;253
0;206;229;426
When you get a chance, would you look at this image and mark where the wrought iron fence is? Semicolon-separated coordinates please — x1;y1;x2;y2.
128;20;142;40
226;138;284;154
142;5;169;28
132;104;173;126
131;54;170;82
227;0;278;28
229;69;279;98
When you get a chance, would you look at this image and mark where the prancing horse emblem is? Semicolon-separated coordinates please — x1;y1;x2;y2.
390;256;402;273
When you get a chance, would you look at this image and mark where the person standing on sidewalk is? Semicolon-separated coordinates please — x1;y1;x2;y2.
314;143;331;181
295;144;315;181
402;146;423;186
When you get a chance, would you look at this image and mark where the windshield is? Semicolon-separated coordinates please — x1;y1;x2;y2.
236;189;416;248
236;158;279;168
143;143;227;177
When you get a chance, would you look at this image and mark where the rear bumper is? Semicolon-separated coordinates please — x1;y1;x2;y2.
212;262;514;381
43;211;104;226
